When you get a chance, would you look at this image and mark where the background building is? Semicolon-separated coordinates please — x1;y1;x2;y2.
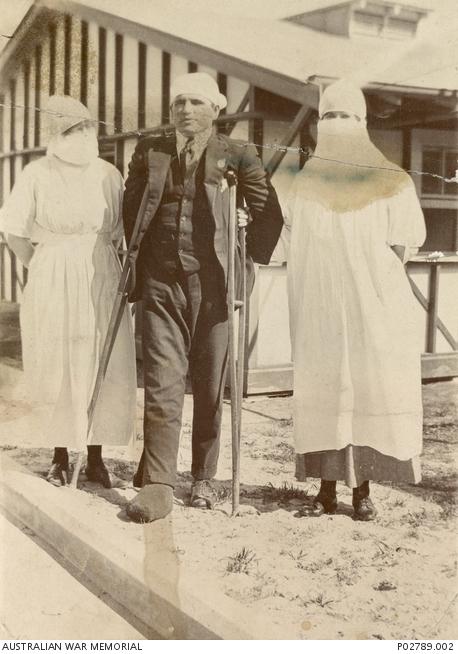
1;0;457;390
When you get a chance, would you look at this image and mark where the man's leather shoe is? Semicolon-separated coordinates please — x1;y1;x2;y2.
300;493;337;517
85;461;112;489
46;462;72;487
353;496;377;521
126;484;173;522
190;480;216;509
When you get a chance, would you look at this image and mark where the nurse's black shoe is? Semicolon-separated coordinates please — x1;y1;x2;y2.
353;481;377;521
353;497;377;521
300;479;337;517
85;460;112;489
46;462;72;487
47;447;71;486
302;494;338;517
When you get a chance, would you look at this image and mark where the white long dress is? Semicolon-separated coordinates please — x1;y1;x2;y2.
1;155;137;450
286;180;426;471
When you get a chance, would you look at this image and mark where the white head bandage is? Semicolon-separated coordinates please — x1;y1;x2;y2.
170;73;227;109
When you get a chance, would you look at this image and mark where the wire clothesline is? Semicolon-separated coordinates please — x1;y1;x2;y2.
0;101;457;185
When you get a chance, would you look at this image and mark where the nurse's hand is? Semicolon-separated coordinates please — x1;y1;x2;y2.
6;234;35;268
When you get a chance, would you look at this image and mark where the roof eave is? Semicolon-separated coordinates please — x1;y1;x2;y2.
310;75;458;98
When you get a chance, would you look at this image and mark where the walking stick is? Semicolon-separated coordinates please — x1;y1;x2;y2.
226;170;247;516
70;186;150;488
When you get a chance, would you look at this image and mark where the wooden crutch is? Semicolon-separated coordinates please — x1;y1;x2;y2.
226;170;247;516
70;186;151;488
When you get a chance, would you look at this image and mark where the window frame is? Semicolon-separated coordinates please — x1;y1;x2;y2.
411;129;458;254
421;146;458;200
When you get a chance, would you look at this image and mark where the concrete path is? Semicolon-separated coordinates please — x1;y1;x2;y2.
0;511;143;640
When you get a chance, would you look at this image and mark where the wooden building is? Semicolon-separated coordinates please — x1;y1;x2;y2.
1;0;457;391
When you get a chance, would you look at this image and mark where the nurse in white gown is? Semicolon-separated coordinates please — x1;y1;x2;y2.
285;81;426;520
1;95;137;488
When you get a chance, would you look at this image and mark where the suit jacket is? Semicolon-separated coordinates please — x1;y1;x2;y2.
122;130;284;301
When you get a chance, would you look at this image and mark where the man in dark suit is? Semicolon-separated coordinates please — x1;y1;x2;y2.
123;73;283;522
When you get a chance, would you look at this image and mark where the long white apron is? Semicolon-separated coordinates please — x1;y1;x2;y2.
287;182;426;461
1;156;137;450
20;231;136;449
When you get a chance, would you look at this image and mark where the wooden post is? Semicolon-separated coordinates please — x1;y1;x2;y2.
402;126;411;171
98;27;107;136
266;106;313;177
248;86;264;159
0;242;5;301
9;80;17;303
80;22;88;106
407;270;457;350
0;93;3;208
137;42;146;130
426;263;440;353
34;44;41;146
64;14;72;96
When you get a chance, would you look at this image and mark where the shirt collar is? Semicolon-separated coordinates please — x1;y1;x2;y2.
176;127;213;155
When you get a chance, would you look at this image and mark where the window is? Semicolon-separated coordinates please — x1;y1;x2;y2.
420;148;458;251
422;209;458;252
384;16;417;39
350;2;426;40
421;148;458;197
352;10;384;36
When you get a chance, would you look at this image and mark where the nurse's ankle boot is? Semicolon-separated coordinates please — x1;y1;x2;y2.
353;481;377;521
47;447;71;486
306;479;337;517
85;445;112;489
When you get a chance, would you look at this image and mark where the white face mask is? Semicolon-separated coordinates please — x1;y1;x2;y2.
318;116;365;136
48;128;99;165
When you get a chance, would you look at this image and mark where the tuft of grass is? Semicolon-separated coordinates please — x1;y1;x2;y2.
304;592;336;608
373;580;397;592
112;460;135;479
226;547;257;575
246;573;277;601
265;441;295;464
406;508;427;528
351;530;365;541
214;485;232;504
439;499;457;521
336;567;360;586
282;548;308;567
263;482;308;503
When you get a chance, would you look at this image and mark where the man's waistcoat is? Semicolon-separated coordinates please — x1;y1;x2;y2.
148;153;216;274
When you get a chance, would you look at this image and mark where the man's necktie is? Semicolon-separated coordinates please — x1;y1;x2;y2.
180;138;196;179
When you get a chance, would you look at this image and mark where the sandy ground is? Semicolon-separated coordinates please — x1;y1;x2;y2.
0;512;144;639
0;365;457;640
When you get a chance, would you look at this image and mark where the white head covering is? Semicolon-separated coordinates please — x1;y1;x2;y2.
170;73;227;109
44;95;94;138
44;95;98;166
293;79;409;212
319;79;367;120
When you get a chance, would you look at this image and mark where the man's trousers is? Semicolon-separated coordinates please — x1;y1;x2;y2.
136;264;229;488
